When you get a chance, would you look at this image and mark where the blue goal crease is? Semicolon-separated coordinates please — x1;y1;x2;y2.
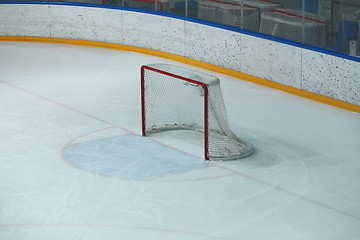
64;134;209;180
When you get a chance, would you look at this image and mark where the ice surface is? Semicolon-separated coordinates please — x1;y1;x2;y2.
64;134;210;180
0;41;360;240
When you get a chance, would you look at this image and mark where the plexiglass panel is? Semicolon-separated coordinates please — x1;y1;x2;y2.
3;0;359;56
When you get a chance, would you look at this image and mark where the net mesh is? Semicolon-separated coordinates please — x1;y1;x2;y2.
142;64;254;160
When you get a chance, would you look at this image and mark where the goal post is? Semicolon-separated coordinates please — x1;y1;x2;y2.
141;64;254;160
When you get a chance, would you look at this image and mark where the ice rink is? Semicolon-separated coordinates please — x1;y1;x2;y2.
0;41;360;240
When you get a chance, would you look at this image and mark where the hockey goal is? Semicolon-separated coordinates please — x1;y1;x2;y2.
141;64;254;160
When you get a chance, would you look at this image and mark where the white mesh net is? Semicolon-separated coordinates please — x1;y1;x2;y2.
141;64;254;160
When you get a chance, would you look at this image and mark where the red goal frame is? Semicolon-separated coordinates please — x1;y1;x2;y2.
141;65;210;160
